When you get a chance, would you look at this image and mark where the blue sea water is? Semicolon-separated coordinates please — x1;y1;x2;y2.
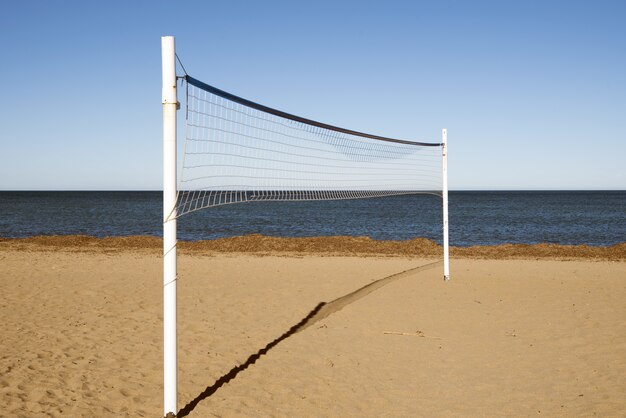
0;191;624;246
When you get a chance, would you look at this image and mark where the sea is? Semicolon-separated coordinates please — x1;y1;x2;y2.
0;191;624;247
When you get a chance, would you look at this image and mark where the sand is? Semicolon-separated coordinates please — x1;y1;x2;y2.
1;238;625;417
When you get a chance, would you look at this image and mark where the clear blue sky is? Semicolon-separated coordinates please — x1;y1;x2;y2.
1;0;624;190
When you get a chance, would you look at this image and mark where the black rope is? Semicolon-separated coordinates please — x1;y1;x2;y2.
175;53;188;76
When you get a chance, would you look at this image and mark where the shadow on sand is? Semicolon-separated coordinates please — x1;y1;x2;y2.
175;260;441;417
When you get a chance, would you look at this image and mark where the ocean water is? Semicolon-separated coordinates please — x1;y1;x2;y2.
0;191;624;247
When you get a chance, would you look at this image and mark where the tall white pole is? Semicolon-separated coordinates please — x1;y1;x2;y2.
442;128;450;281
162;35;178;418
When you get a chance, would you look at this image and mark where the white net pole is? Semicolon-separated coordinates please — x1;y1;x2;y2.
442;128;450;281
161;36;178;418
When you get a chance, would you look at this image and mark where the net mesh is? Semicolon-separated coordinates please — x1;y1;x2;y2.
173;78;443;219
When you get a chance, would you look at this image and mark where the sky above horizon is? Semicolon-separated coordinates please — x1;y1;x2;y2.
0;0;624;190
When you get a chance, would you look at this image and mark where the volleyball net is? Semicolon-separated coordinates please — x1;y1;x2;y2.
172;76;445;219
161;35;449;418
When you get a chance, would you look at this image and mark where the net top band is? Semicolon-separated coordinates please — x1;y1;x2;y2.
185;75;442;147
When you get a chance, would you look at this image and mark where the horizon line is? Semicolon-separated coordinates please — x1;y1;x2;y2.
1;189;625;193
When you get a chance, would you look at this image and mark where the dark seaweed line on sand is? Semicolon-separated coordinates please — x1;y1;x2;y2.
0;235;625;260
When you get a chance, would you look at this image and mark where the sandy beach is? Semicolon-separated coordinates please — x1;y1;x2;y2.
1;237;625;417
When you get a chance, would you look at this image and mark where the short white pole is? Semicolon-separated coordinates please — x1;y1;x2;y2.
442;128;450;281
162;35;178;418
